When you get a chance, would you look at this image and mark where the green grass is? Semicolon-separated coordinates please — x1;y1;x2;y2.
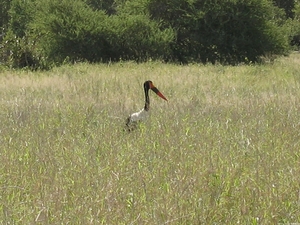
1;54;300;224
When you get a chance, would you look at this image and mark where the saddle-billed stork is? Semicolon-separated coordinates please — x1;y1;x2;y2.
126;80;168;130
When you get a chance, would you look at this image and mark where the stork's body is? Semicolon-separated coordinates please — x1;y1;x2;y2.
126;81;167;130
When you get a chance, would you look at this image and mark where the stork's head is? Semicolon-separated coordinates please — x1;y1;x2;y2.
144;80;168;101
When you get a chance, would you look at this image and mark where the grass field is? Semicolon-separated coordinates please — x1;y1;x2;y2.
1;54;300;224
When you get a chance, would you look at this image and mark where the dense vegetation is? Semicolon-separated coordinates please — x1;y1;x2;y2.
0;0;300;68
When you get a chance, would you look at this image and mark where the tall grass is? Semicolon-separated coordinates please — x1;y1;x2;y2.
1;54;300;224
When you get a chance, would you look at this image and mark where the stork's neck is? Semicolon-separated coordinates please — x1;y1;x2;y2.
144;88;150;111
144;102;150;111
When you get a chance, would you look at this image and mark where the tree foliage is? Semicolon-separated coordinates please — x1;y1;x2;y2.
32;0;111;64
0;0;298;68
30;0;173;65
0;0;10;32
273;0;295;18
148;0;290;64
291;1;300;48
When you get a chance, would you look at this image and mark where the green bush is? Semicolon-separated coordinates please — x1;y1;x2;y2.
84;0;116;14
0;0;10;31
107;14;174;61
1;30;39;68
30;0;174;65
197;0;290;64
0;0;297;68
148;0;290;64
0;0;39;69
8;0;35;38
290;1;300;48
31;0;111;65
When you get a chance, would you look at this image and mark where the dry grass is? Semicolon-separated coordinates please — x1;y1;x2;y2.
1;54;300;224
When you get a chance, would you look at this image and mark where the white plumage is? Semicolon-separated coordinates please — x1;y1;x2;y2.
128;108;148;123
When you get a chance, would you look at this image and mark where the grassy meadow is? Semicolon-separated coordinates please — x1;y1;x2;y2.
1;54;300;224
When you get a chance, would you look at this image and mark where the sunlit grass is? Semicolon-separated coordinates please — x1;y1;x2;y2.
0;54;300;224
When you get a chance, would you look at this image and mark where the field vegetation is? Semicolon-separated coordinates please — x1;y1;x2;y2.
1;53;300;224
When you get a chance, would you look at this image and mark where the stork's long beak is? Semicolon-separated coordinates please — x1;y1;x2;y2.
150;86;168;101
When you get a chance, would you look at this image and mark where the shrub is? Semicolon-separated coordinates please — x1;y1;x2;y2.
31;0;111;65
148;0;291;64
107;14;174;61
30;0;173;64
0;0;295;67
290;1;300;48
0;0;39;68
